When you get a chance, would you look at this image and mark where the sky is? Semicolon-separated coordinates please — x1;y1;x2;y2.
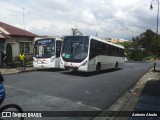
0;0;158;40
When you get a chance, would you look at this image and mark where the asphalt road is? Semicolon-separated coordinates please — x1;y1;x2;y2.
2;62;152;119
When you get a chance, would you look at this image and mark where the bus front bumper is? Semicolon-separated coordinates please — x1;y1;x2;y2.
33;63;56;69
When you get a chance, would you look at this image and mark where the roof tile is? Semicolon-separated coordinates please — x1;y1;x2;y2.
0;22;38;37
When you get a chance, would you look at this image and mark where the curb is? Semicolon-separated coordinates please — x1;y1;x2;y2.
20;69;37;73
0;68;37;75
0;68;20;75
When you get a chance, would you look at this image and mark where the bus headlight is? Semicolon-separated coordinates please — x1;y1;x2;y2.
33;59;36;63
60;59;63;65
51;56;55;62
33;58;37;63
81;61;87;66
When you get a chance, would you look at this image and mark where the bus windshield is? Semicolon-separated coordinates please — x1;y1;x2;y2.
61;36;89;62
34;39;55;58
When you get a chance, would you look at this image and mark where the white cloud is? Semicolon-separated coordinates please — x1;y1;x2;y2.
0;0;157;40
113;0;139;7
82;10;96;22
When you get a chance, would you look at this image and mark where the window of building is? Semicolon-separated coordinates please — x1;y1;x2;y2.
19;42;30;53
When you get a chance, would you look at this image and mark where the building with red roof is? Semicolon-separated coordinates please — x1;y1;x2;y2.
0;22;38;64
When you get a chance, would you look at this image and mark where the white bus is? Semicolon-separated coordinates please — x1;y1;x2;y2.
33;38;62;68
60;36;124;73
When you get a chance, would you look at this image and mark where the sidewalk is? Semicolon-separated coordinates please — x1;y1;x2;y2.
113;68;160;120
93;66;160;120
0;66;36;75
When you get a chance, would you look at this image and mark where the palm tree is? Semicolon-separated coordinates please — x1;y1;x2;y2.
71;28;83;36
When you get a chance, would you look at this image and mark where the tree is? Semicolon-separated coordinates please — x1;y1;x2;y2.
138;29;160;56
71;28;83;36
118;29;160;60
138;29;156;52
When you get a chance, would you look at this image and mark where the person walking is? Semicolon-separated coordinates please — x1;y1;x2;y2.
19;52;25;70
1;52;8;68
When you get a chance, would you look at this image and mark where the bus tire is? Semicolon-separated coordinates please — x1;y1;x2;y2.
115;62;118;70
96;63;101;74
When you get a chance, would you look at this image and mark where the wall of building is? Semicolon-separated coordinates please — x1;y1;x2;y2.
5;37;34;61
111;38;129;43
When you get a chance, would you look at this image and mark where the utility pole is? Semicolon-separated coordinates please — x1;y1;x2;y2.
23;8;25;30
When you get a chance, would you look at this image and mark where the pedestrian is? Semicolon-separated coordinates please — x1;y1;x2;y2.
19;51;25;70
1;52;8;68
0;72;5;105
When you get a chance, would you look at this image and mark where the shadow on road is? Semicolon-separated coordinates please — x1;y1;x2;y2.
36;68;65;72
141;80;160;96
61;68;122;77
132;80;160;113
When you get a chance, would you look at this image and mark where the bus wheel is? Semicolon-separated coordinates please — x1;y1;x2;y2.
115;62;118;70
96;63;101;74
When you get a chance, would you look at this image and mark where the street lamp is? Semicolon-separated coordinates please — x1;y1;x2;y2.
150;0;159;71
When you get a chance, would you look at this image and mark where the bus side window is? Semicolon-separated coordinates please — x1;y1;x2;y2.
97;42;101;55
89;40;94;60
105;45;108;55
89;39;97;60
113;47;116;56
118;48;122;57
56;41;62;58
108;45;112;56
122;49;125;57
101;43;106;55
